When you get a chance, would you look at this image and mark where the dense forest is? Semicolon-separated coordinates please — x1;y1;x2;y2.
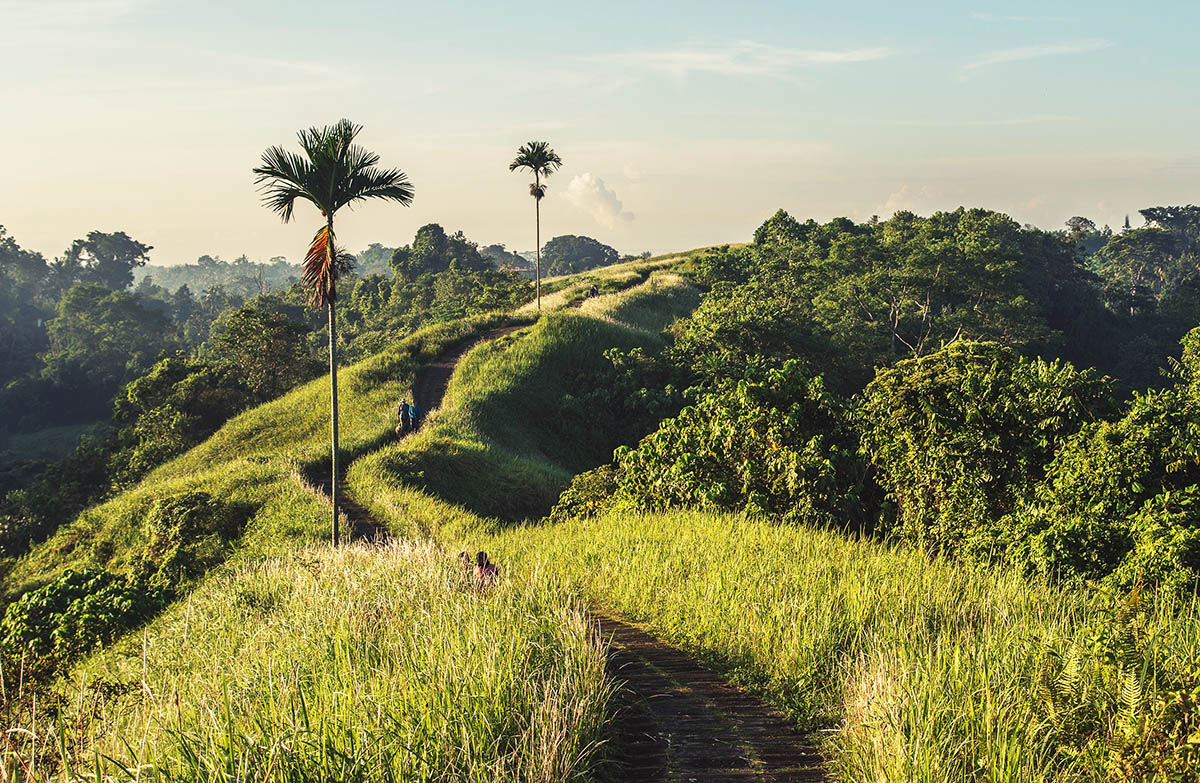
559;205;1200;594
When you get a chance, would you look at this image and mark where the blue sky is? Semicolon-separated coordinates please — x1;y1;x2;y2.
2;0;1198;265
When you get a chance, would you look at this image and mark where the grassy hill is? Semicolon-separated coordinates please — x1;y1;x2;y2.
9;245;1199;782
3;262;697;779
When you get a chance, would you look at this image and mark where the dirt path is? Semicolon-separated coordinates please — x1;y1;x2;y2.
411;325;523;418
596;612;826;782
321;322;827;780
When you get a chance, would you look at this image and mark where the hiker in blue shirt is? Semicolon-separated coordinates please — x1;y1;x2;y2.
411;402;421;431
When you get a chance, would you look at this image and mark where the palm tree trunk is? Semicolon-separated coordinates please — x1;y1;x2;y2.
535;171;541;312
326;218;340;546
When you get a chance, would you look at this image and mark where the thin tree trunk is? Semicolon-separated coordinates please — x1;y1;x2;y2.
535;172;542;312
326;216;340;546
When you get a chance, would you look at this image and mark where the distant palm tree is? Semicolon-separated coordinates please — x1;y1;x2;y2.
253;119;413;545
509;141;563;310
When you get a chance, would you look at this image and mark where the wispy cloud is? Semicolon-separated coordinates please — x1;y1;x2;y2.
592;40;896;79
888;114;1080;128
962;39;1111;75
971;12;1031;22
970;11;1068;23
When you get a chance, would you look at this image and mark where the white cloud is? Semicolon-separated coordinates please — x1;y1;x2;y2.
564;173;634;228
962;39;1111;74
593;40;896;79
622;164;641;182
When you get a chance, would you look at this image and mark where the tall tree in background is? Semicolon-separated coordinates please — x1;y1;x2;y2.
253;119;413;545
509;141;563;311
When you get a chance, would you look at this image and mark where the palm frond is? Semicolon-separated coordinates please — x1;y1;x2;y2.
302;224;340;308
253;146;320;222
529;183;546;200
255;118;412;308
509;140;563;178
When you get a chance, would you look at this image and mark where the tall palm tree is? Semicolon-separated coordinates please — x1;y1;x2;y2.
253;119;413;545
509;141;563;311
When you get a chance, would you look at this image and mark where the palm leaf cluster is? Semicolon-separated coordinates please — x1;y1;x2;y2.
509;140;562;197
254;119;413;308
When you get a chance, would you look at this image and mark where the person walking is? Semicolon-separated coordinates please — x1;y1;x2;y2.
398;399;412;434
411;402;421;431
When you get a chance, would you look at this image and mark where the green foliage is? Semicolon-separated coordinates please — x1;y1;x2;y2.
0;568;160;676
206;295;321;400
135;490;246;588
388;223;494;281
858;341;1115;558
1012;381;1200;594
1035;589;1200;781
541;234;619;276
614;359;867;527
557;346;686;454
674;208;1118;392
548;465;619;523
41;282;175;417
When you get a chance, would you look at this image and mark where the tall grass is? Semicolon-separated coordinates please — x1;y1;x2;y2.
17;541;611;781
476;511;1200;782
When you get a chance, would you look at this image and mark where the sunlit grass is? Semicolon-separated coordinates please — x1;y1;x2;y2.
350;276;698;529
25;541;611;782
2;313;522;599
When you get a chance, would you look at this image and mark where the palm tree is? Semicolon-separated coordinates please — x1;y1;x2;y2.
509;141;563;311
253;119;413;545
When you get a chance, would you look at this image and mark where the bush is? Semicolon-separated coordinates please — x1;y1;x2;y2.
0;568;160;676
1035;589;1200;780
857;341;1115;558
1012;384;1200;593
613;360;869;528
549;465;619;523
137;490;246;588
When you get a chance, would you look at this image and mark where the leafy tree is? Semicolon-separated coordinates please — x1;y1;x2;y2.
41;283;175;419
62;231;152;291
353;242;396;276
509;140;563;311
207;296;319;401
389;224;492;281
541;234;619;276
1009;328;1200;594
109;354;252;482
857;341;1115;559
254;118;414;544
0;228;51;384
612;360;868;528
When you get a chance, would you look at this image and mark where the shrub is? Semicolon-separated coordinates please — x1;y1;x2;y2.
0;568;160;676
1012;384;1200;592
1035;589;1200;781
137;490;245;588
613;360;869;528
857;341;1115;558
549;465;619;523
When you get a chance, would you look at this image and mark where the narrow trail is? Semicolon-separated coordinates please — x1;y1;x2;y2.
315;318;827;781
596;612;826;781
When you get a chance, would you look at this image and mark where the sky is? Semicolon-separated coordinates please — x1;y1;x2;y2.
2;0;1198;266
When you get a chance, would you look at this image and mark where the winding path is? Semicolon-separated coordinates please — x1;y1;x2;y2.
325;321;827;781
